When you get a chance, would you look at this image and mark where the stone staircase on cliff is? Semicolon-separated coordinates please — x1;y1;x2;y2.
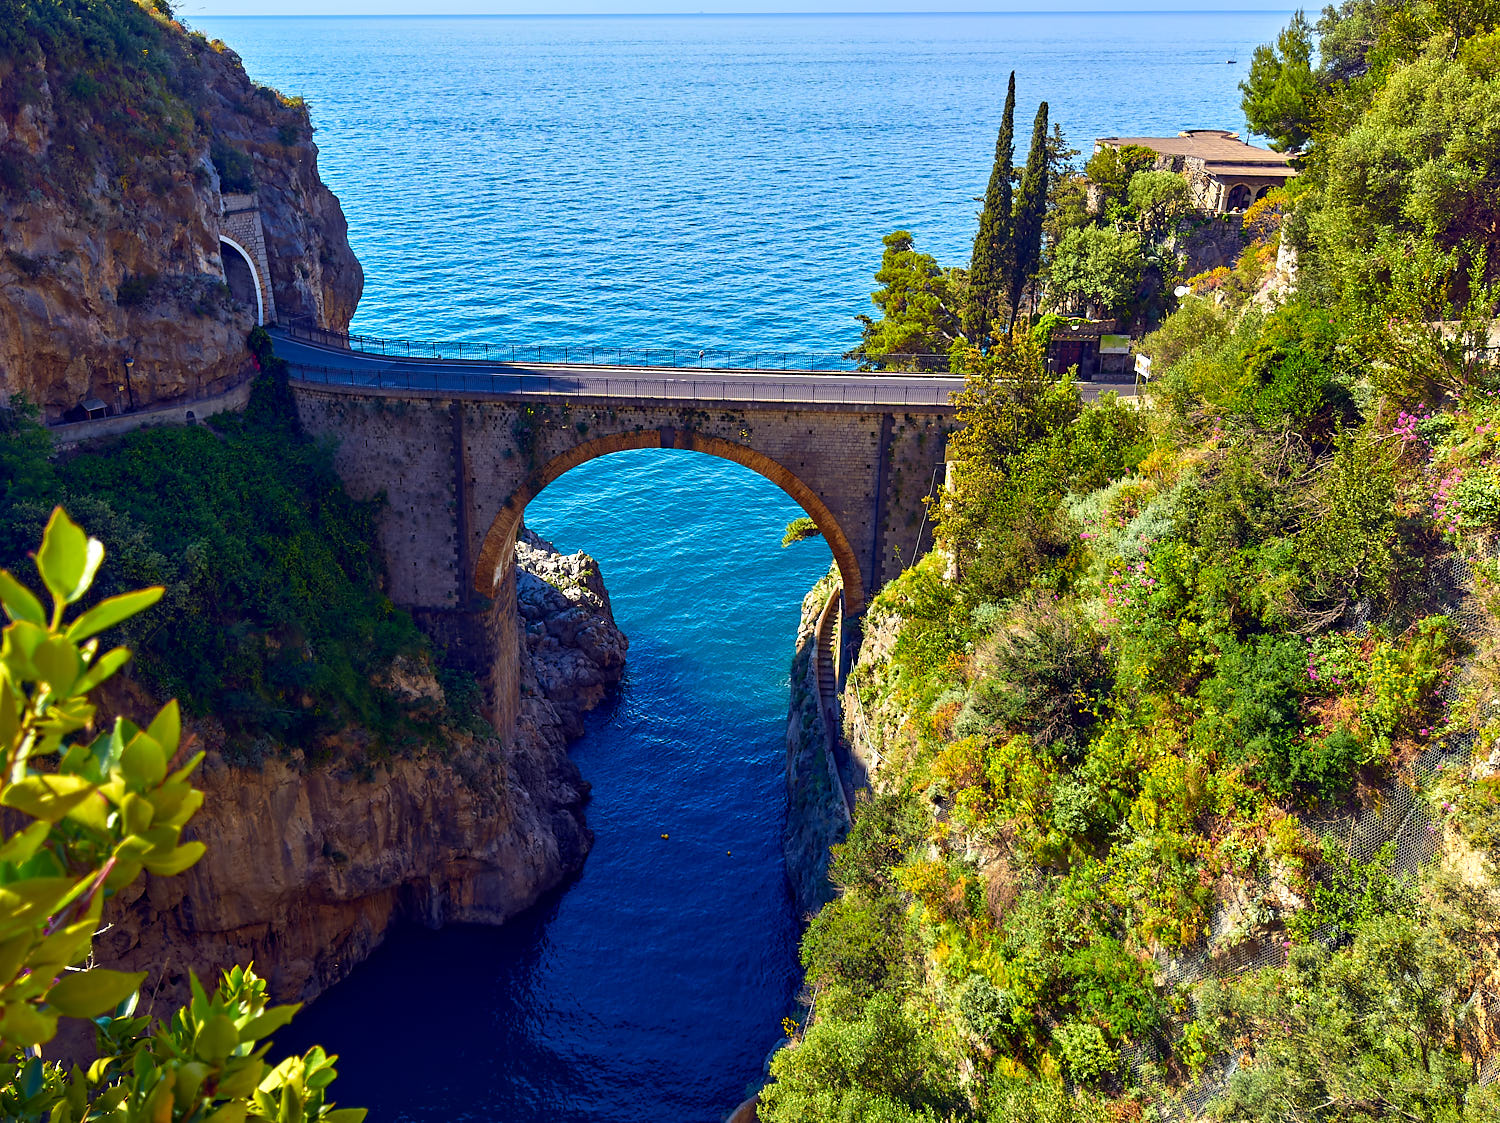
813;588;857;822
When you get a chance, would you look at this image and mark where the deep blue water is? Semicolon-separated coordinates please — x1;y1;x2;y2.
200;12;1289;1122
275;450;833;1121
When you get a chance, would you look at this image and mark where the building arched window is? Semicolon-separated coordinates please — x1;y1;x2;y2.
1226;184;1253;211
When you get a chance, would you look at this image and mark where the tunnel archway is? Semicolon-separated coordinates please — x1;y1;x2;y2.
474;430;867;615
219;236;264;326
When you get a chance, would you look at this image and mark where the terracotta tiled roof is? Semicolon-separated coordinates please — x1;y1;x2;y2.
1098;129;1294;173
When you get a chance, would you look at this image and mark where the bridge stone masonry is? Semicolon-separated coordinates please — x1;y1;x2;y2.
288;368;955;743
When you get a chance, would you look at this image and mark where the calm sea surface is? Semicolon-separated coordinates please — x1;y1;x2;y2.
198;12;1288;1121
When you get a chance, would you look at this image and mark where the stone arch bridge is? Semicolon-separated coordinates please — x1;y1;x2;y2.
276;330;958;742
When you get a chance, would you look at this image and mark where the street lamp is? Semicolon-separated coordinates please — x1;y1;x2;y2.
122;354;136;412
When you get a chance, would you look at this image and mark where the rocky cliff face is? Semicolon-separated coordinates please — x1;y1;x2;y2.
94;530;625;1008
782;569;848;917
0;4;360;419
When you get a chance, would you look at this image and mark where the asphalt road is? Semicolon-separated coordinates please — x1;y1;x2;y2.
271;330;1136;407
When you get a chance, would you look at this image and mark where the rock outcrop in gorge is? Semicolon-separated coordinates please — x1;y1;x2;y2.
95;531;626;1007
0;0;360;419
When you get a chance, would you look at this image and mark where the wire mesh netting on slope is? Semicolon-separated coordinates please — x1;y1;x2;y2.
1123;550;1500;1119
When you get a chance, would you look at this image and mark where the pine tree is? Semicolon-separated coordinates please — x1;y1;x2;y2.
1008;100;1050;325
964;72;1016;348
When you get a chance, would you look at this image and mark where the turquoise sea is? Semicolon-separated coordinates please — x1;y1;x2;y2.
199;12;1289;1121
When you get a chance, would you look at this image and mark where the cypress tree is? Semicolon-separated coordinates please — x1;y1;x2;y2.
964;72;1016;348
1009;101;1050;325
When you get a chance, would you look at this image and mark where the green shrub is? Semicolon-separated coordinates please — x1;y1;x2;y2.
1453;464;1500;528
801;894;910;1001
1200;898;1500;1122
758;994;961;1123
782;516;821;547
1291;427;1409;627
0;509;363;1120
1052;1021;1116;1085
1286;839;1416;943
1235;303;1356;428
831;790;929;893
971;598;1111;756
1065;393;1151;492
982;1076;1113;1123
1140;297;1230;374
958;974;1014;1044
211;141;255;192
115;271;157;307
1062;937;1159;1040
1196;633;1357;799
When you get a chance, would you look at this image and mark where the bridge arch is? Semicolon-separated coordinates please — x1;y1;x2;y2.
219;236;264;326
473;429;867;615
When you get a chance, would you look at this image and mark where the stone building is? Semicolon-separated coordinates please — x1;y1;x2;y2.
1094;129;1296;213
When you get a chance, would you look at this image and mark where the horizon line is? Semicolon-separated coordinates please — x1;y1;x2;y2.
193;9;1296;17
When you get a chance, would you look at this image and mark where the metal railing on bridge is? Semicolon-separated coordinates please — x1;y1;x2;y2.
283;361;958;407
279;319;953;374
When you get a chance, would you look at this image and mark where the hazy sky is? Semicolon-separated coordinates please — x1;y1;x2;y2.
183;2;1296;19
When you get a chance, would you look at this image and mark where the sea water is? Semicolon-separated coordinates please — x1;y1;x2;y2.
197;12;1289;1120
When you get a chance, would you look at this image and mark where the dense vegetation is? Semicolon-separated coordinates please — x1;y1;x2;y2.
0;509;363;1121
764;4;1500;1120
0;0;307;204
0;331;474;762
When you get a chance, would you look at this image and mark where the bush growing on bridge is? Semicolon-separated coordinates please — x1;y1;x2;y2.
0;507;363;1122
781;517;821;547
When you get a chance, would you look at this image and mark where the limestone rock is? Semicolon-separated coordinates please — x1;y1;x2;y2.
0;26;360;419
516;528;628;736
92;527;625;1010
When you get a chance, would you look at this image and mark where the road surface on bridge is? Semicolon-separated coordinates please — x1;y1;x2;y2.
271;330;1136;407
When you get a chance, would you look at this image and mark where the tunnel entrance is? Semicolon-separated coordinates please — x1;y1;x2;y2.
220;238;263;325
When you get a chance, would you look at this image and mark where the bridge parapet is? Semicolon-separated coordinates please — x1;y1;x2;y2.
281;320;954;374
286;359;956;407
